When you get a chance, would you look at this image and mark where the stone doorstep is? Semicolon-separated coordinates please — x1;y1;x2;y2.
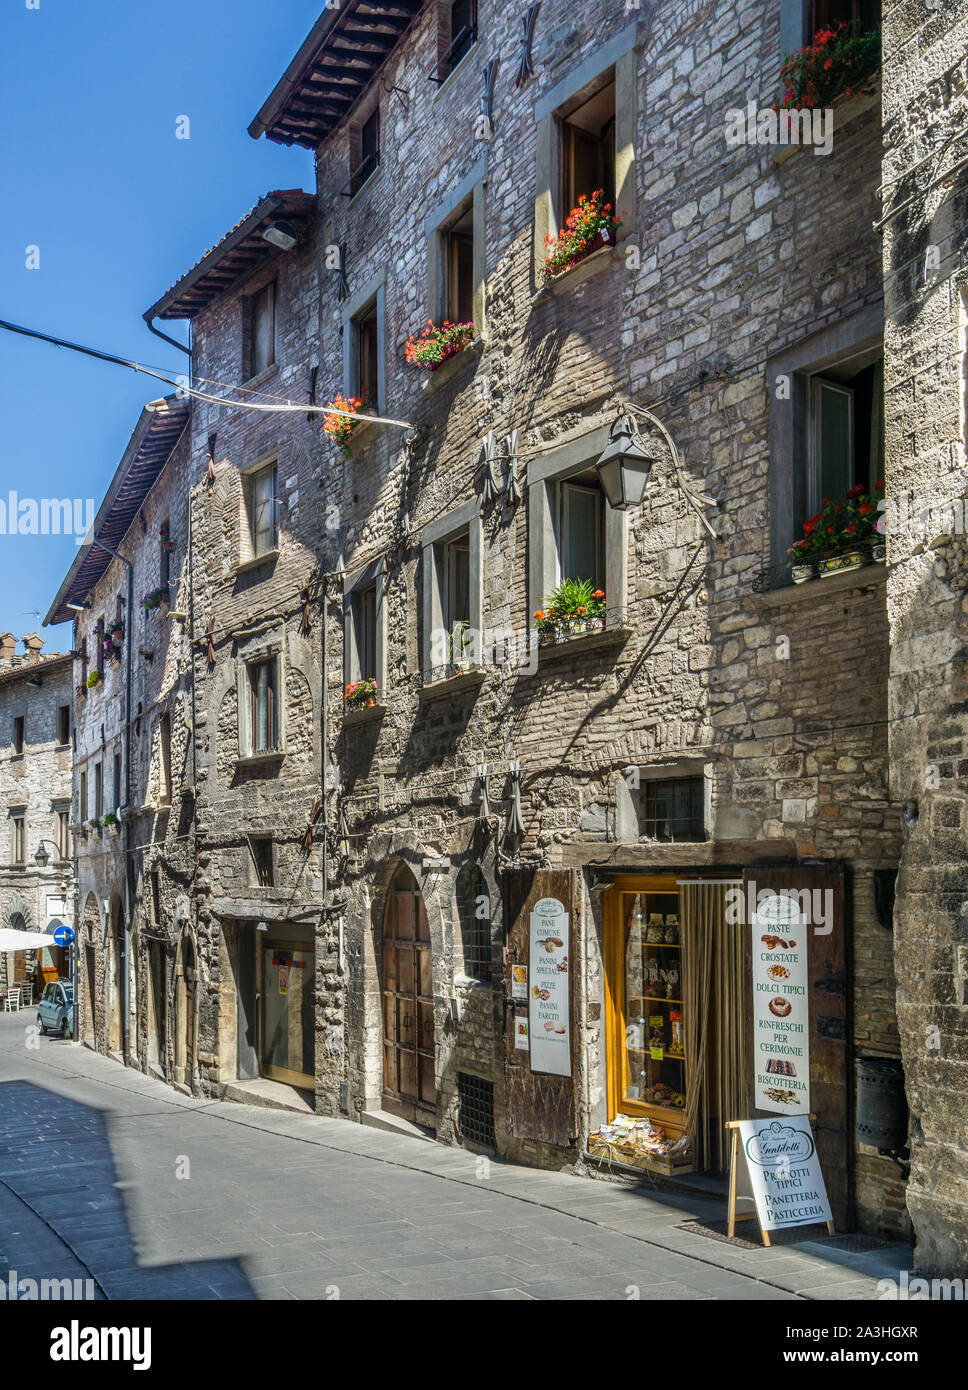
360;1109;436;1143
222;1078;316;1116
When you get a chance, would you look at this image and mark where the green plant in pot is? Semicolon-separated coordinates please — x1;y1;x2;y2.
534;579;606;642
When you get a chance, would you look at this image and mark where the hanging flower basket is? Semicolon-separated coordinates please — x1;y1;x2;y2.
344;678;378;708
86;669;103;690
405;320;476;371
542;191;622;283
323;395;369;454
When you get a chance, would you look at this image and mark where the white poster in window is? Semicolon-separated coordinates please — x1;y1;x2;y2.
528;898;570;1076
752;895;810;1114
738;1117;832;1232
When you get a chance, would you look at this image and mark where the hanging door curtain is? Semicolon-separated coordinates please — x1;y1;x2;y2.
678;880;751;1173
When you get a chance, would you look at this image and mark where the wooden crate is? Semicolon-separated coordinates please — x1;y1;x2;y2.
587;1133;694;1177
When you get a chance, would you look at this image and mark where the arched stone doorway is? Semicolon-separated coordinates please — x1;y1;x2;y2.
381;863;437;1128
80;895;100;1044
5;913;30;993
108;897;126;1056
174;934;196;1088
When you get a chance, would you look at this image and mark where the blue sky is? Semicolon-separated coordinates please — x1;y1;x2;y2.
0;0;318;645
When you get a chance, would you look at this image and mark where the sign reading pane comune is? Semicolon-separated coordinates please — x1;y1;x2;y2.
528;897;570;1076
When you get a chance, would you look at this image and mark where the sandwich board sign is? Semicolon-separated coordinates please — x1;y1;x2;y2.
726;1116;833;1246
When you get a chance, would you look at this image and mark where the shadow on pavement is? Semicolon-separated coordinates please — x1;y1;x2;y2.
0;1080;255;1300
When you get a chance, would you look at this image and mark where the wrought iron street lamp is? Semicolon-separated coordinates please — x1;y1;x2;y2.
594;414;657;510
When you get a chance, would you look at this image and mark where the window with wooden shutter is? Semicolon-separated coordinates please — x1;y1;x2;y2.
248;462;278;559
561;80;616;214
247;281;275;379
445;207;475;325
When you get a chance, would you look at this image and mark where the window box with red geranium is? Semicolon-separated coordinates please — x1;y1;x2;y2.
787;481;884;583
542;191;622;285
344;677;379;708
779;23;880;113
405;320;476;372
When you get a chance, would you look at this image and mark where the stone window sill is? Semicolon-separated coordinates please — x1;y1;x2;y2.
235;549;280;575
343;701;386;727
531;243;621;304
344;415;386;450
419;667;487;701
241;363;280;391
432;44;478;103
348;165;382;207
772;85;880;165
756;563;887;609
237;751;285;768
537;625;632;666
420;337;483;394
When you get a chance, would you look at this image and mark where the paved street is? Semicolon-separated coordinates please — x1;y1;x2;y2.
0;1013;911;1301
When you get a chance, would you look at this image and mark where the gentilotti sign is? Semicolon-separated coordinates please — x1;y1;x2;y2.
528;897;570;1076
738;1117;833;1234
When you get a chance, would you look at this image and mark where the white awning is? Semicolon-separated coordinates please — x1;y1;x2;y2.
0;930;59;952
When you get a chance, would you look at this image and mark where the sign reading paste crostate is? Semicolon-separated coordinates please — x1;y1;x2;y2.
528;897;570;1077
751;895;810;1115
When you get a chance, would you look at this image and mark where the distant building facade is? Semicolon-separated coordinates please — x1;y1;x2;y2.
0;635;73;995
46;398;194;1076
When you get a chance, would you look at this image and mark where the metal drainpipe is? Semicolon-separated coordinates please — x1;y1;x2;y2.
90;537;134;1066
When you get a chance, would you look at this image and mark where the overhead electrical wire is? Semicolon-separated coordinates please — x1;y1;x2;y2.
0;317;415;429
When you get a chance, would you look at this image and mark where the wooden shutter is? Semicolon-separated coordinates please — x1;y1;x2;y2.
503;867;580;1147
742;864;850;1227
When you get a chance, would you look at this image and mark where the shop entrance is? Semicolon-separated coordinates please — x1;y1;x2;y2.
260;938;314;1088
146;940;167;1073
381;864;437;1128
602;875;750;1175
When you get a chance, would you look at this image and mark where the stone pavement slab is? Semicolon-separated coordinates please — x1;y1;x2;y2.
0;1014;913;1300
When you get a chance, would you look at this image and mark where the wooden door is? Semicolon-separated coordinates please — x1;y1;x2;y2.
503;868;579;1147
382;866;436;1128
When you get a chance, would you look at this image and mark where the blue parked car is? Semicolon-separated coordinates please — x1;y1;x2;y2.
37;980;73;1037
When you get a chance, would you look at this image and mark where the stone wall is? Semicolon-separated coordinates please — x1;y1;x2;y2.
71;424;196;1080
300;0;906;1229
882;0;968;1273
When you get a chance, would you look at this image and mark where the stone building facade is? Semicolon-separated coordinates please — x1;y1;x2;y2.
45;397;194;1078
239;0;906;1238
144;190;341;1108
51;0;968;1258
0;637;73;993
881;0;968;1273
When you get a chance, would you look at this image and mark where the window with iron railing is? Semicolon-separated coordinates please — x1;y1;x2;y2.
431;0;477;83
343;107;380;197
